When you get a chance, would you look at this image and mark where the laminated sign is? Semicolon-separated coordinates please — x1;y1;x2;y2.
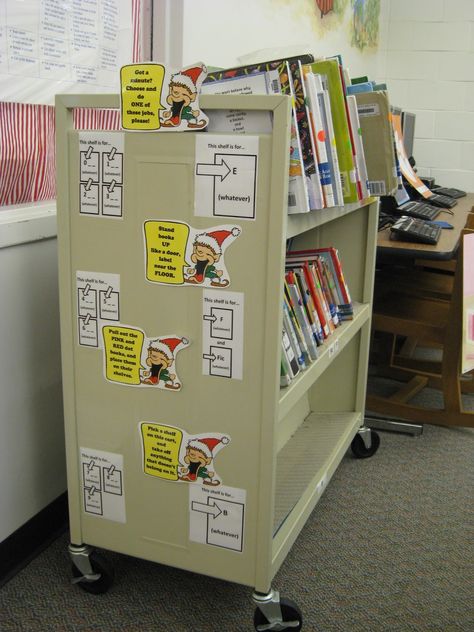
120;62;209;131
144;220;241;288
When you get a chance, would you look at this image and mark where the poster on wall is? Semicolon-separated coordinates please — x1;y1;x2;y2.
462;233;474;374
0;0;135;105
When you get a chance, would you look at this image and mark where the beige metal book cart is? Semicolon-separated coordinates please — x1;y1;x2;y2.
56;93;380;631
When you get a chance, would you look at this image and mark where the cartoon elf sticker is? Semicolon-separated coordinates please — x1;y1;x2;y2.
185;227;241;287
179;435;230;486
161;63;208;130
140;336;189;390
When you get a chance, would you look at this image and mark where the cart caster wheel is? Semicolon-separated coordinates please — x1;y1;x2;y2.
351;429;380;459
72;551;114;594
254;597;303;631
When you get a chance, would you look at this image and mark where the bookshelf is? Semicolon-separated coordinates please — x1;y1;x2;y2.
56;93;380;631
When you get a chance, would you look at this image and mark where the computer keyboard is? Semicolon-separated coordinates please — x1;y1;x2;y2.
432;186;466;199
390;216;442;245
398;200;441;221
426;193;457;209
378;211;395;231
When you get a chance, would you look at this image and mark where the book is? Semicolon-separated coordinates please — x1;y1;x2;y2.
282;300;307;370
284;288;311;364
280;359;291;387
205;57;313;214
317;256;341;325
287;247;354;320
302;66;335;208
355;91;398;197
200;71;274;133
285;60;323;210
285;270;319;360
311;58;358;204
293;267;324;345
313;72;344;206
281;327;300;378
338;64;362;201
346;94;370;200
300;261;331;339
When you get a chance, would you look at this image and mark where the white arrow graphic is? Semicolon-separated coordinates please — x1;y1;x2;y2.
196;159;231;181
203;353;216;361
191;500;222;519
203;314;217;322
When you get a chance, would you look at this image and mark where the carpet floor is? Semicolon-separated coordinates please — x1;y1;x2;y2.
1;419;473;631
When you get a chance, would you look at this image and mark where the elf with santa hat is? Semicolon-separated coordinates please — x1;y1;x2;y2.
179;435;230;486
141;336;188;390
185;227;241;287
161;63;208;129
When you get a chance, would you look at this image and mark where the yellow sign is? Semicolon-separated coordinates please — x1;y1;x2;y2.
141;423;183;481
103;325;144;385
144;220;190;285
120;63;166;131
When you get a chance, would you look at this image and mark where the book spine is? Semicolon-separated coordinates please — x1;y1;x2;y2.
346;94;370;200
287;61;323;210
286;272;319;360
314;257;339;328
319;85;344;206
281;327;300;377
312;60;358;204
269;66;310;214
302;67;335;208
282;301;307;370
293;267;324;345
284;287;311;363
280;359;291;387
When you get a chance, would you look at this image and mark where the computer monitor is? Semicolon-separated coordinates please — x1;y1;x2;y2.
401;111;416;159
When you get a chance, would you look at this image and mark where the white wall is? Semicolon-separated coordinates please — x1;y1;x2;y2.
0;220;66;542
182;0;390;82
385;0;474;191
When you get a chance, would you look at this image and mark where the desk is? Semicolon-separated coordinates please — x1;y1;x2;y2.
377;193;474;260
366;193;474;430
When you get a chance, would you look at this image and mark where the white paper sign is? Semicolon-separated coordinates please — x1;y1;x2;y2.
195;134;258;220
76;271;120;348
79;132;124;218
0;0;134;105
189;484;246;553
202;290;244;380
80;447;125;523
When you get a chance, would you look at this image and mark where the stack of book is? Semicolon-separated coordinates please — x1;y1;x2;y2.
202;54;373;214
281;247;353;387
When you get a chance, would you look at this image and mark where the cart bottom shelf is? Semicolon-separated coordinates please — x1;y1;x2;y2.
272;411;361;573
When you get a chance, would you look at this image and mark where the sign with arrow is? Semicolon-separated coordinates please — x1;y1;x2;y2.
189;484;246;552
202;290;244;379
195;134;259;220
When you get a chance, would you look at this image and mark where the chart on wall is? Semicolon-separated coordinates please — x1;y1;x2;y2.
0;0;136;104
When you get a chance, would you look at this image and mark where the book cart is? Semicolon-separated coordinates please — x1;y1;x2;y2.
56;93;380;631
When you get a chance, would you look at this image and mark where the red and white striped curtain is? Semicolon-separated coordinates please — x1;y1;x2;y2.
0;0;142;207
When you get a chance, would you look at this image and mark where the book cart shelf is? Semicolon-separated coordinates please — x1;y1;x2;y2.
56;93;380;631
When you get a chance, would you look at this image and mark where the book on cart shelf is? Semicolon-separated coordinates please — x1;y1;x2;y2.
301;65;336;208
203;55;315;214
311;58;359;204
355;90;398;197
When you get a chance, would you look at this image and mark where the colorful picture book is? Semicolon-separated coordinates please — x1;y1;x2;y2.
281;246;354;387
310;59;359;204
204;55;315;214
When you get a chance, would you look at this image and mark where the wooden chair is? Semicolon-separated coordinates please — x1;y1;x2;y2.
367;223;474;427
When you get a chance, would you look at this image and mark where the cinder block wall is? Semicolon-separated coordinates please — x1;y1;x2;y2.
385;0;474;191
